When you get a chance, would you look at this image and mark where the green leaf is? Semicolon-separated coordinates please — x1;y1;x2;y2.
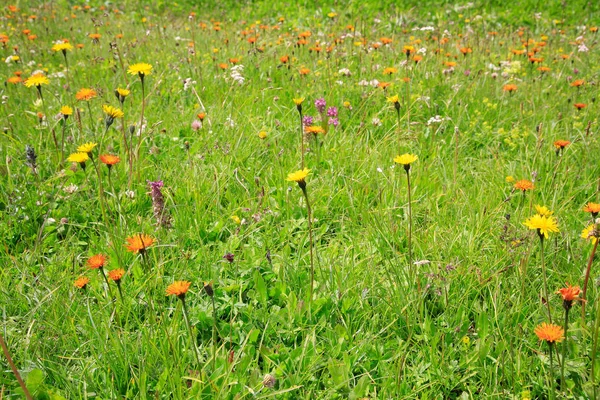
26;369;45;392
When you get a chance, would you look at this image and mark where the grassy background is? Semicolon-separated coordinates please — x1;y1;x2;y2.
1;0;600;398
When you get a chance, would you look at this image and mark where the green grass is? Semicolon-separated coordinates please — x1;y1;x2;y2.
1;0;600;398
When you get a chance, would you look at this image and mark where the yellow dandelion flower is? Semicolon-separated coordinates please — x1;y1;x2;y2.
387;95;400;104
523;214;559;240
127;62;152;76
24;74;50;88
51;42;73;53
67;152;89;163
60;105;73;116
581;224;598;244
394;153;418;166
286;168;310;183
77;142;97;154
534;205;553;217
102;104;124;119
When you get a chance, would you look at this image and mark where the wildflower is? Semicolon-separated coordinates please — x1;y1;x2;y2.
343;101;351;109
24;73;49;88
231;215;241;224
203;281;214;297
503;84;517;93
125;234;155;254
89;33;101;43
60;105;73;119
75;88;97;101
74;276;90;290
148;180;171;228
556;283;581;310
258;131;267;139
286;168;310;189
570;79;584;87
534;205;553;217
166;281;191;299
107;268;125;283
25;145;37;171
328;117;339;127
191;120;202;131
514;179;534;192
534;323;564;343
7;76;22;84
128;62;152;81
315;98;326;114
223;252;235;263
102;104;124;129
387;95;401;112
326;107;338;117
302;116;314;126
299;68;310;75
403;45;415;56
99;154;120;168
51;42;73;54
574;103;587;110
263;374;276;389
523;214;559;240
581;225;598;244
305;125;325;135
67;152;89;170
383;67;398;75
583;202;600;218
394;153;418;172
553;140;570;150
505;176;515;183
293;97;304;113
87;254;107;269
77;142;97;155
197;112;206;121
115;88;130;104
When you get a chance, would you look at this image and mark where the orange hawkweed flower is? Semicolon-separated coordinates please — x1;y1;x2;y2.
107;268;125;283
99;154;120;167
534;323;564;344
556;283;581;310
87;254;107;269
280;55;289;64
125;234;155;254
574;103;587;110
514;179;534;192
166;281;191;298
299;67;310;75
74;276;90;289
503;84;518;93
75;88;97;101
305;125;325;135
570;79;584;87
413;55;423;63
7;76;21;84
583;202;600;218
553;140;570;149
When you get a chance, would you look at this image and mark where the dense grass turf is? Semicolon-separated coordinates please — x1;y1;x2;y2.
1;1;600;398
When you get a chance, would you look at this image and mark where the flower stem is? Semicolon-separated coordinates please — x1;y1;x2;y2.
0;333;33;400
540;237;552;323
181;298;202;368
301;186;315;316
591;293;600;399
135;79;146;180
406;169;417;292
561;307;569;392
582;235;598;322
299;111;304;169
212;295;217;372
549;342;556;400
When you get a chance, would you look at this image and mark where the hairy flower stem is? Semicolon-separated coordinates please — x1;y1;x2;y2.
561;307;569;392
301;186;315;317
548;342;556;400
591;295;600;399
136;80;146;180
181;298;202;368
540;237;552;323
582;236;598;322
406;169;417;293
212;295;217;372
299;111;305;169
0;333;33;400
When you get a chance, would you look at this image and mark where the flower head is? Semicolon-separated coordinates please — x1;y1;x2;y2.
60;105;73;118
315;98;326;113
534;322;564;344
583;202;600;218
293;97;304;113
503;84;518;93
523;214;559;240
581;224;598;244
75;88;97;101
52;42;73;53
99;154;120;168
394;153;418;172
67;152;89;165
387;95;400;104
305;125;325;135
74;276;90;290
125;234;155;254
556;283;581;310
514;179;534;192
115;88;130;103
128;63;152;78
534;205;553;217
24;73;49;88
87;254;107;269
107;268;125;283
166;281;191;299
286;168;310;183
553;140;570;149
102;105;124;119
77;142;97;154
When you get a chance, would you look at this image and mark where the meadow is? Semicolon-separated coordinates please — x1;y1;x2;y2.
1;0;600;398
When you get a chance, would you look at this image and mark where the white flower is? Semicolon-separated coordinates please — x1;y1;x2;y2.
417;47;427;55
230;64;245;85
338;68;351;76
371;117;382;126
578;43;589;52
64;184;79;194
